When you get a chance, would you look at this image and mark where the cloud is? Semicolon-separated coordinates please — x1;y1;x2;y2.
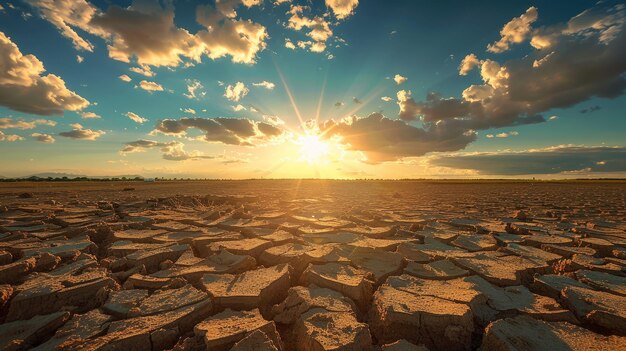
129;65;154;77
153;117;284;146
28;0;267;67
0;118;56;130
59;124;105;140
0;131;24;142
252;81;275;89
76;55;84;63
24;0;109;52
89;1;201;67
459;53;481;75
195;0;267;64
487;7;538;53
182;108;196;115
393;3;626;158
31;133;55;143
183;79;205;99
286;5;333;53
0;31;89;115
325;0;359;20
126;111;147;124
486;131;518;138
232;104;247;112
263;115;284;126
393;74;407;85
334;101;345;107
138;80;163;92
79;111;101;119
381;96;393;102
285;39;296;49
320;112;476;163
120;139;212;161
352;97;362;104
224;82;249;102
580;105;601;114
430;145;626;175
119;74;132;82
548;115;558;121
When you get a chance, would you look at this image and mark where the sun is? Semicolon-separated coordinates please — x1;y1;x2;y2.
296;131;330;164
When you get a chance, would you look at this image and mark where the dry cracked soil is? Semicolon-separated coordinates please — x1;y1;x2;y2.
0;180;625;351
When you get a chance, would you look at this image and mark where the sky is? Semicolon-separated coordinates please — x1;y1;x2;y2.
0;0;625;179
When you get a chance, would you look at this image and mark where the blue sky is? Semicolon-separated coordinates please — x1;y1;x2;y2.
0;0;625;178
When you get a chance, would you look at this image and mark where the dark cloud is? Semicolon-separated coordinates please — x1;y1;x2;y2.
392;3;626;159
334;101;344;108
59;124;104;140
0;31;89;115
320;112;476;163
153;117;284;146
580;105;601;114
120;139;214;161
431;146;626;175
352;97;362;104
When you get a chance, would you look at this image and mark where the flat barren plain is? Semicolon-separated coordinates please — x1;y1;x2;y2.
0;180;625;351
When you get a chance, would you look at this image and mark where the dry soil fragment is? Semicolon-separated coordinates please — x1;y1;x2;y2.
102;288;149;317
271;285;358;324
481;315;626;351
451;234;498;252
465;275;577;324
300;262;374;310
561;285;626;334
453;252;546;286
194;309;283;351
503;243;562;264
229;330;280;351
369;274;483;351
66;299;212;351
209;238;273;258
31;310;111;351
531;274;591;300
575;269;626;296
381;339;430;351
113;229;168;243
347;246;404;284
200;264;291;313
131;284;208;316
404;259;469;280
126;243;189;270
0;311;69;350
294;307;372;351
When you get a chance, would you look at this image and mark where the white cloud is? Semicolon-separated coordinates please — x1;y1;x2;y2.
0;131;24;142
126;111;147;124
488;7;538;53
285;39;296;49
0;31;89;115
459;53;481;75
138;80;164;92
120;139;212;161
0;117;56;129
393;74;407;85
232;104;247;111
548;115;558;121
252;81;275;89
224;82;249;102
286;5;333;53
325;0;359;20
182;108;196;115
119;74;131;82
183;79;205;99
129;65;154;77
79;111;100;119
31;133;55;143
381;96;393;102
76;55;84;63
